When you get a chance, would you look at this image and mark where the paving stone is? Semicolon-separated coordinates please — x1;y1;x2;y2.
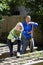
3;63;11;65
11;63;18;65
0;63;4;65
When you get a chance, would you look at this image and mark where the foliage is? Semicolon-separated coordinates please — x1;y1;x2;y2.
0;0;43;16
0;0;26;15
0;0;10;15
23;0;43;16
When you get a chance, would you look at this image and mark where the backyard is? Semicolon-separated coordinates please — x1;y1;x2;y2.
0;0;43;65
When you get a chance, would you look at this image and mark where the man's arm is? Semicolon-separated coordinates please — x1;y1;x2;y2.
28;22;38;27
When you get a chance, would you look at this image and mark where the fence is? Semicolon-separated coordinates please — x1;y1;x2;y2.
0;16;43;45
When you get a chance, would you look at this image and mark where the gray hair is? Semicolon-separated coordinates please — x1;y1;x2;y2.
14;22;24;31
26;15;31;20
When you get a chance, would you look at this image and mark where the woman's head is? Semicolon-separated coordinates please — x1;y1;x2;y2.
15;22;24;31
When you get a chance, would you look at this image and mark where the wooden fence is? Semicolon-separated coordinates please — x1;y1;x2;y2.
0;16;43;45
0;16;26;32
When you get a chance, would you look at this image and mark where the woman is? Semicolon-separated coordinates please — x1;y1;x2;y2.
7;22;24;57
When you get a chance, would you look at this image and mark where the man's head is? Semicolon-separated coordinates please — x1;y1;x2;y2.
26;16;31;23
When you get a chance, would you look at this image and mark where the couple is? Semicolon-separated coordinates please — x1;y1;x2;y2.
7;16;38;57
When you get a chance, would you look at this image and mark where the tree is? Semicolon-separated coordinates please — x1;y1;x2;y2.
0;0;25;15
0;0;10;16
0;0;43;16
22;0;43;16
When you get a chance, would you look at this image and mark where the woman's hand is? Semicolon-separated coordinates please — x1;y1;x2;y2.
11;38;16;42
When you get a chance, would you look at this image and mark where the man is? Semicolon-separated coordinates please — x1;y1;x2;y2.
21;16;38;54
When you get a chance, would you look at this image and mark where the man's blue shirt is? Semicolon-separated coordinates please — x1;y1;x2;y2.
22;21;38;39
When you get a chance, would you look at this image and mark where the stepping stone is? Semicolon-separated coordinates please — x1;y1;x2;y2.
3;63;11;65
0;44;7;47
0;53;2;56
24;60;43;65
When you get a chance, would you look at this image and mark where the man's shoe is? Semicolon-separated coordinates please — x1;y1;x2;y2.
10;54;14;57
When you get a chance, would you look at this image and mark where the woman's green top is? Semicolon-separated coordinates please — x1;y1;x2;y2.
7;27;22;42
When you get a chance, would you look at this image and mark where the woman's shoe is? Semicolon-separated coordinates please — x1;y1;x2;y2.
16;52;21;58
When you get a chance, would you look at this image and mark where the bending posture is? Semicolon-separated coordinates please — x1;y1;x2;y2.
7;22;24;57
21;16;38;54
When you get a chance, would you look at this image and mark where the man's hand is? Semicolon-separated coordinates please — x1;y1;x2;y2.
27;31;32;34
